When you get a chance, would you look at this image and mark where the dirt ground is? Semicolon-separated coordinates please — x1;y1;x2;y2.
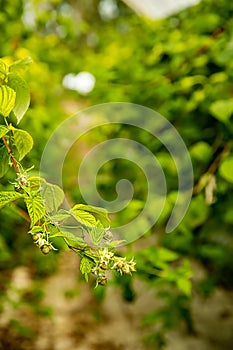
1;251;233;350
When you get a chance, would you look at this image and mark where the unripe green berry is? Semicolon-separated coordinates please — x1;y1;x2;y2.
98;276;107;286
100;261;108;270
32;234;40;242
41;244;52;255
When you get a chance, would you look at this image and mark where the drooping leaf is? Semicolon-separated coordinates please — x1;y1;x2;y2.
80;256;94;282
25;195;45;227
0;59;8;80
219;156;233;183
0;146;10;178
70;205;97;227
0;125;9;138
0;85;16;117
7;72;30;123
71;204;110;227
40;182;64;213
0;191;23;209
11;126;33;160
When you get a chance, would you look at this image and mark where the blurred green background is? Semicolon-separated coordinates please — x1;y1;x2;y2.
1;0;233;349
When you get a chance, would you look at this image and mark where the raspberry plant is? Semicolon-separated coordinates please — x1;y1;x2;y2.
0;57;136;286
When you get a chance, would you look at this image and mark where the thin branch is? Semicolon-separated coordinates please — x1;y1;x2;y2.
1;135;19;174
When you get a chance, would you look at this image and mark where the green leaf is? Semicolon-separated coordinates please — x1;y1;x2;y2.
28;226;44;234
209;99;233;123
219;156;233;183
0;146;10;178
89;221;105;246
157;247;179;262
190;141;212;162
0;59;8;80
11;126;33;160
177;278;192;296
0;85;16;117
70;205;97;227
28;176;45;188
80;257;94;282
40;182;64;213
9;56;33;73
56;230;87;247
7;72;30;123
71;204;110;227
0;191;23;209
106;240;126;248
25;195;46;227
48;211;71;223
0;125;9;138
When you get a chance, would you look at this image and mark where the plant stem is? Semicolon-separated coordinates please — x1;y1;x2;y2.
1;135;19;174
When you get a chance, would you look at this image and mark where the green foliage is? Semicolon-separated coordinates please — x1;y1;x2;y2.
80;256;94;282
0;191;23;209
0;57;135;287
11;126;33;160
219;156;233;183
70;205;98;227
0;85;16;117
7;72;30;123
40;182;64;213
1;0;233;347
25;196;45;227
89;222;105;246
0;125;9;138
210;99;233;123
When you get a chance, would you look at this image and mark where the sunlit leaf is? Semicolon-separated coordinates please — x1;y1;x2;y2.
210;99;233;123
11;126;33;160
0;125;9;138
25;195;45;227
72;204;110;227
80;256;94;282
0;85;16;117
0;191;23;209
70;205;97;227
7;72;30;123
0;59;8;80
40;182;64;213
177;278;192;296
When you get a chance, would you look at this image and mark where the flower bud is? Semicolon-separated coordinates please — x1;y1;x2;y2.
41;244;52;255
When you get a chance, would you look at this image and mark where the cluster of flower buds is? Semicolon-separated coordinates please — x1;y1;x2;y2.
30;231;57;255
112;256;136;275
13;173;28;192
92;248;136;286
